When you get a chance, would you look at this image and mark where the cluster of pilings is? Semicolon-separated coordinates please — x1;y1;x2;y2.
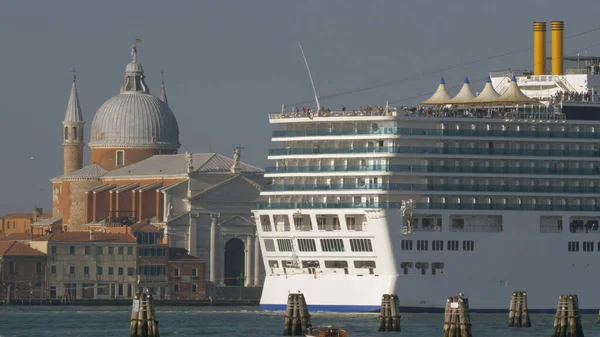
130;290;160;337
442;295;473;337
378;294;401;331
552;294;583;337
283;293;312;336
508;291;531;327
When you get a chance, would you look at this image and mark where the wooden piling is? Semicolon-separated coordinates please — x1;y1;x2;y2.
442;294;472;337
378;294;401;332
508;291;531;327
551;294;583;337
130;290;160;337
283;293;312;336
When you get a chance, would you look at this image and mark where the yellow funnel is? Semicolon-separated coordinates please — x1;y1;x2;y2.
533;22;546;75
552;21;564;75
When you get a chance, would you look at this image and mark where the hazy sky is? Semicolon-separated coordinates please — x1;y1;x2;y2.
1;0;600;213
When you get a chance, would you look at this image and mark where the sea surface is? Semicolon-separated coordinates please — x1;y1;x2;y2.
1;306;600;337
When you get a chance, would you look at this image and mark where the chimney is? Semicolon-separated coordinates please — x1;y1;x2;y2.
533;22;547;75
551;21;565;75
89;230;95;241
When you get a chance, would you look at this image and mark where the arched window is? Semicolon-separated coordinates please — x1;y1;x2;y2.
73;127;77;140
64;127;68;140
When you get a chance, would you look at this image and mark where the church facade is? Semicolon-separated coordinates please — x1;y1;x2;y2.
50;43;265;287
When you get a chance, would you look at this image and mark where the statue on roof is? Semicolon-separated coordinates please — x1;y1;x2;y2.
131;43;138;62
185;152;194;173
233;145;242;168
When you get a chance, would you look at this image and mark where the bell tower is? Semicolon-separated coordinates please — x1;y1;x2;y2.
62;70;85;175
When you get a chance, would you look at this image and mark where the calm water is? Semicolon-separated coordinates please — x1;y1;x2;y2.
1;306;600;337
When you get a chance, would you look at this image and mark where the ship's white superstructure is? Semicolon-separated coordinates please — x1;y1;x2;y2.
253;21;600;313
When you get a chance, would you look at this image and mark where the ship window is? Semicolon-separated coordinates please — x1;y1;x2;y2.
568;241;580;252
349;239;373;252
416;240;428;251
325;260;348;268
415;262;429;275
401;262;412;275
447;240;459;251
346;217;357;230
297;239;317;252
462;240;475;251
268;260;279;268
451;218;465;231
301;260;320;268
277;239;293;252
401;240;413;251
432;240;444;251
432;262;445;275
354;260;376;269
320;239;345;252
264;239;276;252
260;215;272;232
583;241;594;252
281;260;295;268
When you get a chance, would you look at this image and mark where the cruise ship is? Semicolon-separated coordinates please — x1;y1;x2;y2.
252;21;600;313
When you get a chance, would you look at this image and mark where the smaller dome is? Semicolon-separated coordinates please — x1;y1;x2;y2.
125;61;144;74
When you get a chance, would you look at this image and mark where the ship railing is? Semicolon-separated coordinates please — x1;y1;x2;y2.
540;225;562;233
410;225;439;232
269;109;395;120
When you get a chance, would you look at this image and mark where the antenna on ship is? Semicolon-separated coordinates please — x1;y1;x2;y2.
298;41;321;111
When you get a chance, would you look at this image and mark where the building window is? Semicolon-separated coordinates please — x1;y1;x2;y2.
583;241;594;252
73;127;77;140
568;241;580;252
96;246;103;255
109;267;114;275
447;240;459;251
118;247;124;255
36;262;42;274
401;240;413;251
297;239;317;252
432;240;444;251
174;284;180;293
264;239;276;252
116;150;125;166
84;266;89;275
127;267;135;276
462;240;475;251
174;268;180;277
97;266;103;275
320;239;345;252
69;266;75;275
8;261;15;274
51;265;56;274
85;246;90;255
108;247;114;255
118;284;124;297
118;267;124;276
64;126;68;140
69;246;75;255
349;238;373;252
127;247;134;255
192;268;198;277
51;246;57;254
416;240;428;251
191;284;198;293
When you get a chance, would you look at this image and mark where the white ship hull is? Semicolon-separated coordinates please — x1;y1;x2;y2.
257;210;600;313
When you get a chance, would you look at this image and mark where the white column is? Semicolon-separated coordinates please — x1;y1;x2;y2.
188;217;197;256
245;235;253;286
209;213;220;283
254;234;261;286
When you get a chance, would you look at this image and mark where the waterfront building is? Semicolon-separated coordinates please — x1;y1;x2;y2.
0;208;53;236
167;247;205;299
29;232;136;300
0;241;46;300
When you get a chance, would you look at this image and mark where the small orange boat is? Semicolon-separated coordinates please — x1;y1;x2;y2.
305;326;348;337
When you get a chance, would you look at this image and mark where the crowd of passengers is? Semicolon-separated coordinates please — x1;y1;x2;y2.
549;90;597;105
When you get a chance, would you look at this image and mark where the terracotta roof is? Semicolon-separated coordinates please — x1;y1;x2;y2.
0;233;38;241
168;248;204;262
0;241;46;256
32;232;136;243
130;222;163;233
1;212;51;220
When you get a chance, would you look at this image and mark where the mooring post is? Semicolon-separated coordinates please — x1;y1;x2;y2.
521;292;531;327
551;294;583;337
442;295;472;337
377;294;401;332
283;293;311;336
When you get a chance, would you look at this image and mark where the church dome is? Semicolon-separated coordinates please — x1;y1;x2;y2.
89;92;180;149
88;42;180;150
